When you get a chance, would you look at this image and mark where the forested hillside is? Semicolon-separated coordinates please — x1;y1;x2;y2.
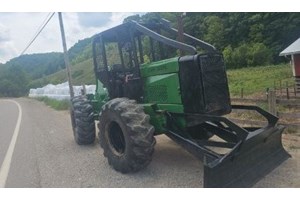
5;52;64;79
132;12;300;68
0;38;93;97
1;12;299;97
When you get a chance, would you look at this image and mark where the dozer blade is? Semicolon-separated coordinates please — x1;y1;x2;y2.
203;125;291;188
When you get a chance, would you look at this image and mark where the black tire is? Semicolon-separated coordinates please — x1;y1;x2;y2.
98;98;156;173
71;95;96;145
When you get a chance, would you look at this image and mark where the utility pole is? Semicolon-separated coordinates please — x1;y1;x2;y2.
177;12;186;56
58;12;74;98
58;12;76;133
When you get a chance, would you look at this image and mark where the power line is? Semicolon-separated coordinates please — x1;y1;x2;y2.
31;13;52;41
21;13;52;54
20;12;55;56
20;12;55;55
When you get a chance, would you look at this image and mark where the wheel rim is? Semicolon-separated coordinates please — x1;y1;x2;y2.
107;121;126;155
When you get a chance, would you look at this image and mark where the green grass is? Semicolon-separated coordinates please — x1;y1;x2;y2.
31;58;96;87
227;64;294;97
35;97;70;110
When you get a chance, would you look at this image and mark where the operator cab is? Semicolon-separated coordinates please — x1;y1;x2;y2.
92;19;215;101
92;23;143;100
92;19;231;115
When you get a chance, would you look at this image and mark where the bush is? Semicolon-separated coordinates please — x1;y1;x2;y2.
231;43;249;68
223;45;234;68
223;42;273;69
247;43;273;66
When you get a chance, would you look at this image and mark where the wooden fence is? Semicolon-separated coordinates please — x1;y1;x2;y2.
273;79;300;99
230;91;300;130
236;80;300;100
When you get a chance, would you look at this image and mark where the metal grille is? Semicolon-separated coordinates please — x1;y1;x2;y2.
147;85;168;103
199;54;231;114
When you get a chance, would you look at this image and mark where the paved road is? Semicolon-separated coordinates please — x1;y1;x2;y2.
0;98;299;188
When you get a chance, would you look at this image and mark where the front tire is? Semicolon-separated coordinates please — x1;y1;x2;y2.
71;95;96;145
98;98;156;173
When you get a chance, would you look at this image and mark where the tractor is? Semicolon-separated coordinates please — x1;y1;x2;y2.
70;18;290;187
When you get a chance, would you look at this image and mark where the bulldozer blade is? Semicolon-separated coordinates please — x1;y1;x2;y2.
203;125;291;188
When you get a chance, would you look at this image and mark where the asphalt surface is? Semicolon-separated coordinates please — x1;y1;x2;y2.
0;98;299;188
0;100;19;168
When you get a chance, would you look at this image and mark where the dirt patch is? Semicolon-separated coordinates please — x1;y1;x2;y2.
283;133;300;150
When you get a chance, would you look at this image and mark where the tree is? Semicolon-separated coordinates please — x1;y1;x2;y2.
123;14;141;23
223;45;234;68
247;43;272;66
231;44;249;68
203;16;226;50
0;64;30;97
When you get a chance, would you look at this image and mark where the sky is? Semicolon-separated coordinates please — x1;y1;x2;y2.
0;12;142;64
0;1;295;64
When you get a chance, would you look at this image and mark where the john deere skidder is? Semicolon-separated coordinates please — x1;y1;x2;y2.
71;19;290;187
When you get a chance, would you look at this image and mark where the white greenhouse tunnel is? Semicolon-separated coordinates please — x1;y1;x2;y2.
28;82;96;100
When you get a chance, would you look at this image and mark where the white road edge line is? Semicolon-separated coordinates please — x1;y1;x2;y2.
0;100;22;188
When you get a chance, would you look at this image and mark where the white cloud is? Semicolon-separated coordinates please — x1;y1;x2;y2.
0;22;18;63
0;12;143;64
110;12;136;26
0;23;10;41
77;13;112;28
0;41;18;63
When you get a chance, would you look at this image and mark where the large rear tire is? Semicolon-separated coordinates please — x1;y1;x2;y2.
98;98;156;173
71;95;96;145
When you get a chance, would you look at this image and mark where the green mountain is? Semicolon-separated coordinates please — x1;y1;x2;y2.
0;36;94;97
30;58;95;88
5;52;65;79
68;37;93;65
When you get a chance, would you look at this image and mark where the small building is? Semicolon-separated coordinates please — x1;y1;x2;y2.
280;37;300;91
